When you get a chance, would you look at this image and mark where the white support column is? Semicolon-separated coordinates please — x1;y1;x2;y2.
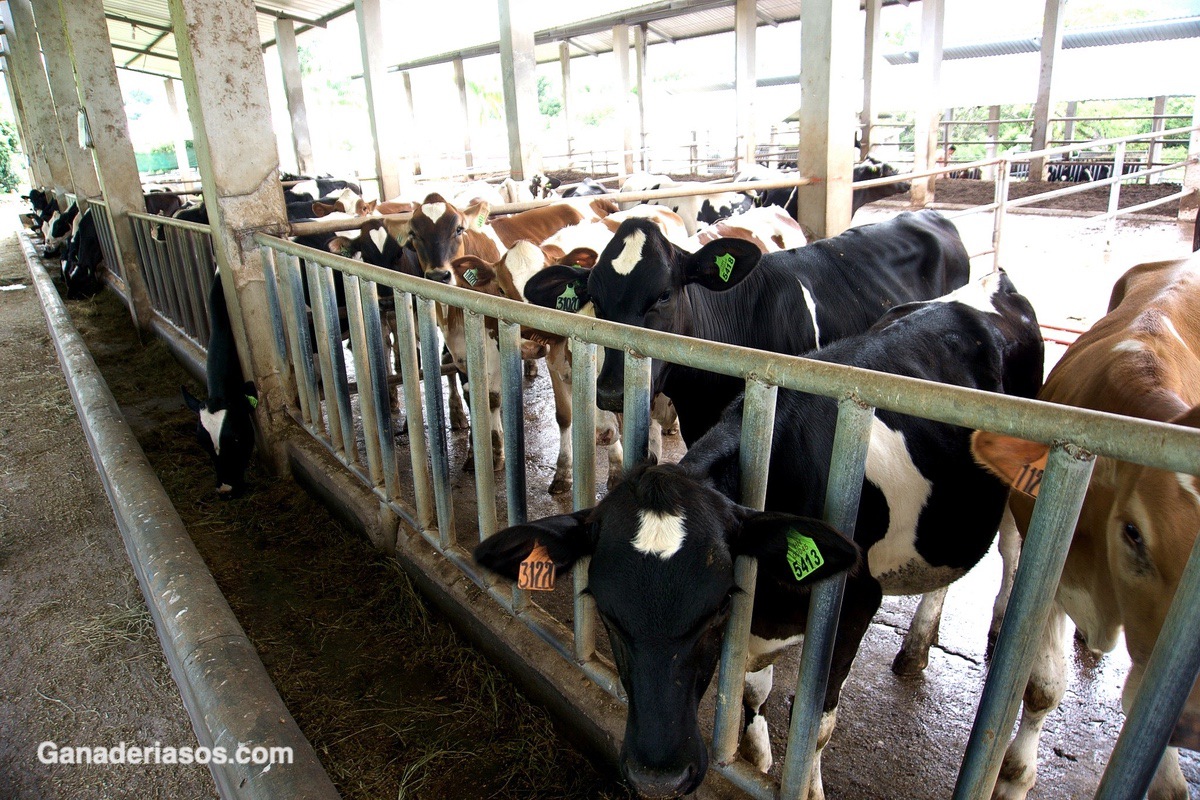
163;79;193;177
794;0;857;240
909;0;944;207
401;71;421;175
169;0;292;453
986;104;1001;180
498;0;540;180
355;0;403;199
1147;95;1167;175
1029;0;1066;182
58;0;154;330
274;18;314;176
3;0;71;194
1061;99;1077;148
453;57;473;171
29;0;100;200
559;42;573;164
1180;93;1198;227
613;23;634;176
0;63;40;187
860;0;883;158
734;0;756;169
634;24;648;170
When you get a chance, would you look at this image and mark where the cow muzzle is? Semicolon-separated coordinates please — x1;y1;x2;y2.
596;385;624;413
621;761;702;799
426;269;453;285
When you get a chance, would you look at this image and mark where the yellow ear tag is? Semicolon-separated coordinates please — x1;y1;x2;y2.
1011;452;1048;497
785;529;824;582
518;543;556;591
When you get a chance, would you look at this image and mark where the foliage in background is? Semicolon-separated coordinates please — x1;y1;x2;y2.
537;76;562;117
0;120;22;192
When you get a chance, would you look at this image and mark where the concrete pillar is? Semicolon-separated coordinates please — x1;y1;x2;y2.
274;18;314;176
734;0;756;169
1180;93;1199;225
163;78;192;176
3;0;71;194
559;43;573;164
29;0;100;200
634;24;648;170
860;0;882;158
613;23;634;176
168;0;290;454
453;57;473;170
909;0;944;207
1;53;45;187
1029;0;1066;182
986;104;1001;180
355;0;403;199
1147;95;1167;175
1062;99;1077;148
497;0;540;180
58;0;154;330
794;0;857;239
401;71;421;175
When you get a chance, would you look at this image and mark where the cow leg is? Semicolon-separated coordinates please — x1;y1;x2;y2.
488;389;505;472
547;355;573;495
653;393;680;436
446;367;470;431
1147;748;1186;800
601;412;625;490
806;708;838;800
739;664;775;772
892;586;948;675
988;506;1021;658
993;603;1068;800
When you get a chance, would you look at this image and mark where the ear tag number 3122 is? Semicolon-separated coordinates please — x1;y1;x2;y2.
519;544;556;591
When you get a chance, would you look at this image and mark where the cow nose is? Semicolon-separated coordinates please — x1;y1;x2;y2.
622;762;700;799
596;385;624;413
427;269;452;284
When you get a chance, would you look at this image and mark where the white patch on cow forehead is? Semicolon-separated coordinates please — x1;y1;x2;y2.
200;408;228;455
632;509;687;558
939;272;1001;313
368;226;389;253
1113;339;1146;354
422;202;447;223
610;229;647;276
335;187;360;208
1177;473;1200;508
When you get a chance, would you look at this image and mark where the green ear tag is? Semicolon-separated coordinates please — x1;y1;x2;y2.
246;395;258;409
715;253;736;283
475;211;487;229
464;267;478;286
785;529;824;582
556;282;582;312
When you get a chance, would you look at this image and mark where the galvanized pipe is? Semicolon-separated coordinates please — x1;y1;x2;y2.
1104;142;1127;247
417;297;456;548
130;217;166;314
257;246;295;406
279;254;320;429
621;352;651;472
779;397;875;798
174;227;209;342
992;157;1011;272
305;261;349;458
187;230;214;344
464;310;498;542
343;274;386;490
498;320;527;527
127;209;212;236
713;379;778;764
952;444;1096;800
394;292;436;532
162;225;198;337
571;338;600;662
359;279;403;504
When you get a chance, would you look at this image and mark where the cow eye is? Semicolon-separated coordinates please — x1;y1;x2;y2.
656;289;671;304
455;225;465;236
1122;522;1144;548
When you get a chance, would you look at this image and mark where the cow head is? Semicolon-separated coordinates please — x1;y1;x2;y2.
544;217;761;412
329;218;416;276
405;193;485;284
182;382;258;497
852;158;910;213
42;203;79;257
474;461;857;798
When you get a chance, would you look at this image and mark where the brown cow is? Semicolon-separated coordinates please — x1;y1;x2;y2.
972;253;1200;800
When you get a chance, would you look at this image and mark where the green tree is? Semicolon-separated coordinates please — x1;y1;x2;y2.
0;120;21;192
537;75;561;117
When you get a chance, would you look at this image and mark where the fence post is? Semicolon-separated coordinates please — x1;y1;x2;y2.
1105;142;1126;249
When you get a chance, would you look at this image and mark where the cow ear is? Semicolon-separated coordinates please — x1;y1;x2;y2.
970;431;1051;498
732;512;859;589
683;238;762;291
311;201;335;218
358;199;377;216
451;256;496;290
560;247;599;269
328;236;358;256
524;264;592;311
182;385;204;413
463;200;491;232
474;509;595;581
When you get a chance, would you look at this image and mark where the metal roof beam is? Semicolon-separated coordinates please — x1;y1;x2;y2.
121;32;172;67
260;1;354;50
564;36;599;56
645;23;674;44
104;12;173;35
254;5;326;28
757;8;779;27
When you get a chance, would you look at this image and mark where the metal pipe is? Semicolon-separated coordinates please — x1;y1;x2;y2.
394;292;435;531
187;230;214;344
464;310;498;542
779;397;875;798
305;261;348;457
257;246;295;406
992;156;1011;270
571;338;599;662
343;274;385;489
417;297;456;548
129;216;165;314
359;279;402;503
162;225;197;337
175;227;208;343
498;320;527;527
279;254;320;428
952;443;1096;799
128;209;212;235
621;352;651;472
1105;142;1127;247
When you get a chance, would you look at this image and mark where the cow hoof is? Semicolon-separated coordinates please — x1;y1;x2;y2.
450;412;470;431
891;647;929;676
463;454;475;474
549;475;572;495
492;456;505;473
524;360;539;379
739;715;773;773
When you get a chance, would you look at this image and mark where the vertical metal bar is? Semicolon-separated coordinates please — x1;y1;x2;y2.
97;206;122;283
189;231;214;345
780;397;875;799
417;297;456;548
992;156;1011;272
129;217;164;313
464;310;498;542
713;379;778;764
499;321;527;528
162;226;196;335
571;337;599;659
311;262;357;465
344;273;385;489
622;351;651;472
1105;141;1126;248
178;228;209;342
258;245;295;405
151;224;183;327
359;279;402;503
394;291;435;529
1096;519;1200;799
952;443;1096;800
281;253;319;429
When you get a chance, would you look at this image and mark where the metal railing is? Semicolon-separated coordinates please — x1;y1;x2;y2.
85;198;126;290
251;225;1200;799
127;210;216;347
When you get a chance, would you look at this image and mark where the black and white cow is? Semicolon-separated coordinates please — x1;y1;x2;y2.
23;187;56;229
182;272;257;497
619;173;754;236
475;271;1044;799
561;177;610;198
60;208;103;299
283;174;363;204
41;201;80;257
523;209;969;445
750;158;911;223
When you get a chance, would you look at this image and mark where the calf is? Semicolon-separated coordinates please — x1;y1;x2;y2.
618;172;753;236
476;271;1043;799
684;205;808;253
60;208;103;299
561;177;609;197
970;253;1200;800
42;201;79;257
182;272;258;497
752;158;911;222
144;188;184;217
523;209;969;445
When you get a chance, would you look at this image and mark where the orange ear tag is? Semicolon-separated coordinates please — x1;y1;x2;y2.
1011;452;1049;498
518;544;556;591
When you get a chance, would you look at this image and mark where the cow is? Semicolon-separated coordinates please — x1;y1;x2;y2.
684;205;808;253
60;208;103;299
182;272;258;498
475;270;1044;799
282;174;363;203
22;187;55;225
618;172;754;236
970;253;1200;800
522;209;971;446
561;177;609;197
750;158;911;224
41;201;79;257
143;188;184;217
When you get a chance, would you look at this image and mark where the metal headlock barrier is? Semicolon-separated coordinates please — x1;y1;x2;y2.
126;210;217;347
248;227;1200;800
